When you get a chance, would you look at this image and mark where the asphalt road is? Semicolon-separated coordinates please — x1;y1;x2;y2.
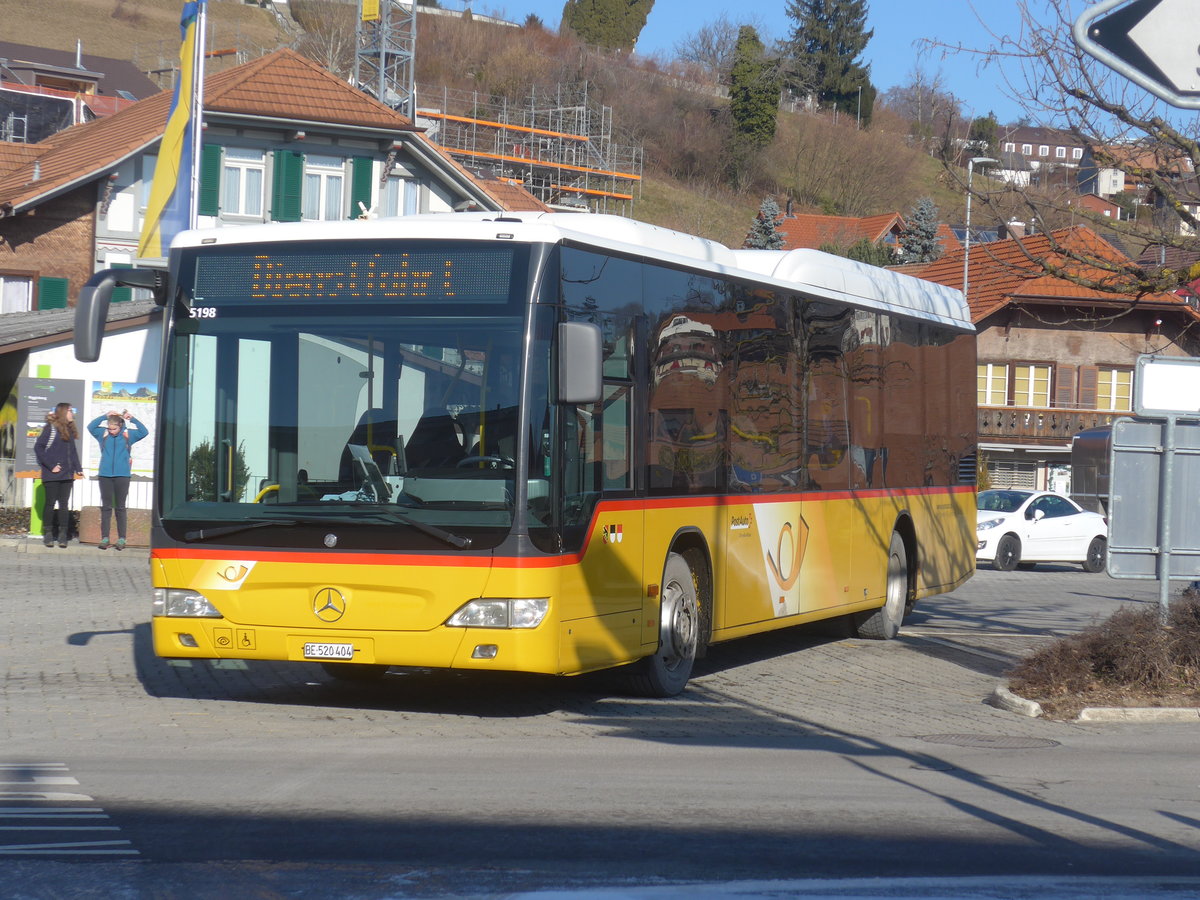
2;538;1198;898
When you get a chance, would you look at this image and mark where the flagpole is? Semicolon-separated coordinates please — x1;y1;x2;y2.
187;0;208;231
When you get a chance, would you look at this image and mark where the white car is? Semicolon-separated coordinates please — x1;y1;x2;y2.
976;489;1108;572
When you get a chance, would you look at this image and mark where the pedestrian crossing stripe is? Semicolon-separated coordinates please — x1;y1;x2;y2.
0;762;138;856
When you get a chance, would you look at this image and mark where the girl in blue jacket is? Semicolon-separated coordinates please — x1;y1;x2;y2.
34;402;82;547
87;410;149;550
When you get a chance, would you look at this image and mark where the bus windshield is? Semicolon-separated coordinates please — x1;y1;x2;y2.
159;240;540;551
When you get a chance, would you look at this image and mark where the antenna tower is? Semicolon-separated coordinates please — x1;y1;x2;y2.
354;0;416;119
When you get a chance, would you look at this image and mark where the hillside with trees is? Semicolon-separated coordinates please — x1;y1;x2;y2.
0;0;987;250
4;0;980;247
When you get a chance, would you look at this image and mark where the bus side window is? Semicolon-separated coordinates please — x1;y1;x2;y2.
602;384;632;490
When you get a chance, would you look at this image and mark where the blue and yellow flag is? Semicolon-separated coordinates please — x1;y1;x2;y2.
138;0;205;259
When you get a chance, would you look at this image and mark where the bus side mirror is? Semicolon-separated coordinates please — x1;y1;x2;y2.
557;321;602;405
74;268;165;362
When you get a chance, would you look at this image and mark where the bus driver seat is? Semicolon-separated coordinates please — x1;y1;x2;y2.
404;407;465;468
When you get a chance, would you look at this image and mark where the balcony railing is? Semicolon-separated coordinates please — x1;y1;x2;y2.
978;406;1120;444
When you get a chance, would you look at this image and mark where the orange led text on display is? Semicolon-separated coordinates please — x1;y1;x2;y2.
249;255;456;300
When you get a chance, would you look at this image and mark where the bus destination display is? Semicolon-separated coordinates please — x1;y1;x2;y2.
192;246;517;305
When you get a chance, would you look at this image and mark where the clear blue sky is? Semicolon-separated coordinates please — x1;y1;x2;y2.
487;0;1054;124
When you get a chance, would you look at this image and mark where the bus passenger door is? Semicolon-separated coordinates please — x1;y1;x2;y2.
558;313;645;670
799;304;856;611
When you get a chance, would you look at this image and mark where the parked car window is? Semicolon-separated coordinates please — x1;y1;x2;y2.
978;489;1030;513
1029;495;1076;518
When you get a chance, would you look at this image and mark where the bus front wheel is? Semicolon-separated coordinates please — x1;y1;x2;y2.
853;531;908;640
629;552;700;697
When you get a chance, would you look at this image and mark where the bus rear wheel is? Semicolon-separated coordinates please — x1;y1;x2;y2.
628;552;700;697
853;531;908;640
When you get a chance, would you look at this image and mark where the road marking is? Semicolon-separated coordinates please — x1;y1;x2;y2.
0;763;137;856
0;840;135;855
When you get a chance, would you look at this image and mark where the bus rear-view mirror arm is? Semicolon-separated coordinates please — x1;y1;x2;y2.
74;268;165;363
557;321;602;405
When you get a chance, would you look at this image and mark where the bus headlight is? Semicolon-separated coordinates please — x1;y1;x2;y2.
446;598;549;629
153;588;223;618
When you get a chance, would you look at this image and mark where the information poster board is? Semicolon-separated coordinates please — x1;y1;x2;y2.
15;377;86;477
87;381;158;477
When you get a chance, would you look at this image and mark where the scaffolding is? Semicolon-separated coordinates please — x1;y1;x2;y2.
418;83;644;215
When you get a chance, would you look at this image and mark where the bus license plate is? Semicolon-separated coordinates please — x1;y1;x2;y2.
303;642;354;660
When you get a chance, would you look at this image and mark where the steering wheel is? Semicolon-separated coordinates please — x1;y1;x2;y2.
456;455;515;470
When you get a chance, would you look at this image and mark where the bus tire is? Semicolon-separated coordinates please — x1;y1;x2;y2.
853;531;907;640
320;662;390;681
628;552;700;697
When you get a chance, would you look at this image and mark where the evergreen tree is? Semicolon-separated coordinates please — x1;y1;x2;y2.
898;197;943;264
968;111;1000;156
745;196;786;249
783;0;876;125
729;26;779;152
561;0;655;52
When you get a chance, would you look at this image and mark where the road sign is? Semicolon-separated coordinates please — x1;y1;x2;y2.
1136;355;1200;417
1073;0;1200;108
1108;416;1200;581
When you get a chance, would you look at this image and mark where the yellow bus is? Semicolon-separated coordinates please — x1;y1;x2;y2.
75;212;976;696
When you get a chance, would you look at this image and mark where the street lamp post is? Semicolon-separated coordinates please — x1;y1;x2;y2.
963;156;997;301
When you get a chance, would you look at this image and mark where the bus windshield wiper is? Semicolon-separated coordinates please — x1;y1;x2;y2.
183;519;298;542
357;510;472;550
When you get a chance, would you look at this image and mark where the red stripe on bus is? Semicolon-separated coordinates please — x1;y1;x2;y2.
152;485;973;570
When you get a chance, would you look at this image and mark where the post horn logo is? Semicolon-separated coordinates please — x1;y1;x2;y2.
766;518;809;592
313;588;347;622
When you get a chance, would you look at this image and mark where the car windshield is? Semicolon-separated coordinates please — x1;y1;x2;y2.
978;489;1033;513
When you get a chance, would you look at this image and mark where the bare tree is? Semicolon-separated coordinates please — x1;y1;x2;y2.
673;14;767;85
878;65;963;150
291;0;356;81
768;110;927;216
936;0;1200;297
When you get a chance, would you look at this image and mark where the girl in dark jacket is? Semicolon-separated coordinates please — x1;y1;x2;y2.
87;410;149;550
34;402;82;547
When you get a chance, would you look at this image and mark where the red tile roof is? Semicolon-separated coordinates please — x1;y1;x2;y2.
470;176;551;212
202;49;420;131
914;226;1198;323
935;223;961;254
775;212;904;250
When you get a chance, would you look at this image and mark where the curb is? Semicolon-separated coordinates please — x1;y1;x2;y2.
987;684;1043;718
1076;706;1200;722
988;683;1200;722
0;535;149;556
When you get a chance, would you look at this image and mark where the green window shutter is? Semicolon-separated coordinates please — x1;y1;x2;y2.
350;156;373;218
37;276;69;310
110;262;132;304
198;144;222;216
271;150;304;222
